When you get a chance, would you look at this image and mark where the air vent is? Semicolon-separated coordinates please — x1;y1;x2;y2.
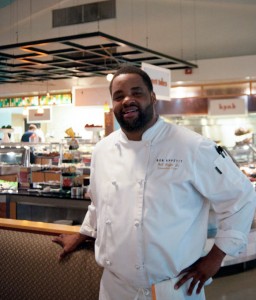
52;0;116;28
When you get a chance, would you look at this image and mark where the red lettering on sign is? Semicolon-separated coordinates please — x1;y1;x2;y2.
219;103;236;111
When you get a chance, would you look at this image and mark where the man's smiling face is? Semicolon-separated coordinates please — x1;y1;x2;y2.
111;73;156;136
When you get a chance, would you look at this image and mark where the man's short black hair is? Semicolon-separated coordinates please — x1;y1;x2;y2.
109;65;153;94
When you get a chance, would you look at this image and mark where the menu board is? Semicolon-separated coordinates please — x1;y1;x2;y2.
209;97;247;115
27;107;52;123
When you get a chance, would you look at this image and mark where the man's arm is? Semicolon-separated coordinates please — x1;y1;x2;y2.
174;244;226;295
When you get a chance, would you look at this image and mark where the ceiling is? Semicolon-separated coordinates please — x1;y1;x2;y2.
0;0;256;85
0;31;197;84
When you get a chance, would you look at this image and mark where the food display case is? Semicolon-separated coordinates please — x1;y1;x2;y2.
227;129;255;163
0;145;30;180
227;142;256;190
33;142;63;165
0;141;94;224
227;144;255;165
59;140;94;192
15;140;94;190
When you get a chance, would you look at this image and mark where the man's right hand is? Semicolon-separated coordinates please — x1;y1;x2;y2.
52;233;88;260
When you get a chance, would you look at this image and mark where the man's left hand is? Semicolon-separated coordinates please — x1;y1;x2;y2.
174;244;226;295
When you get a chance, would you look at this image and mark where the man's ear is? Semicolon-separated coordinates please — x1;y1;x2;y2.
151;92;157;103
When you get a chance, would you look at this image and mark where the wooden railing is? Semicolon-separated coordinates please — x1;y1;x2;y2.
0;218;80;235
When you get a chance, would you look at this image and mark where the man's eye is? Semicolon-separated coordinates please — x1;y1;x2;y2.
132;91;143;97
113;95;123;101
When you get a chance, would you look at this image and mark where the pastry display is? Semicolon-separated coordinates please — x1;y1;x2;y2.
62;151;81;162
234;127;252;146
1;125;12;129
65;127;79;149
73;175;83;187
235;128;252;136
0;179;18;191
63;152;74;160
61;165;77;189
0;125;14;142
65;127;75;138
62;165;76;175
35;151;59;157
84;124;104;142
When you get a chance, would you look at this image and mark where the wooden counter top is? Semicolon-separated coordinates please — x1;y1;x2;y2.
0;218;80;235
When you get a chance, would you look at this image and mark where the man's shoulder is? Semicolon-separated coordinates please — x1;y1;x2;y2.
94;130;120;148
161;121;214;151
162;121;204;141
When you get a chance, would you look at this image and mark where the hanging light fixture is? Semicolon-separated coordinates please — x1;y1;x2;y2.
106;73;114;82
37;106;44;114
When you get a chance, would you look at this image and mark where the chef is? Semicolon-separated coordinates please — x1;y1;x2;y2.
53;66;256;300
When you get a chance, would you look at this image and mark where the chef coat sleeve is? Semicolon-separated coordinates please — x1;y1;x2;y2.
79;193;97;238
79;152;97;238
193;138;256;256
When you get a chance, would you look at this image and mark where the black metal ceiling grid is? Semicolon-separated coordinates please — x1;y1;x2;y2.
0;31;197;84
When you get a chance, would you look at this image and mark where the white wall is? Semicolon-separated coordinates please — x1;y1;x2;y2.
0;105;105;142
172;55;256;84
46;105;105;142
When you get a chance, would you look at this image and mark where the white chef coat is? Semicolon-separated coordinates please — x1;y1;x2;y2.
80;117;256;298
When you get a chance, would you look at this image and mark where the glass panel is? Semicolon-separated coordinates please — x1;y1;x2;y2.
203;82;250;97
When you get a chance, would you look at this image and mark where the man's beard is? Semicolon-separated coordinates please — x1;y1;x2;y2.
114;102;154;132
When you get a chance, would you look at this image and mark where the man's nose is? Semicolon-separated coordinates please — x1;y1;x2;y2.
123;94;134;104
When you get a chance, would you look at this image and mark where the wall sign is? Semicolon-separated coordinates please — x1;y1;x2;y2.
142;63;171;101
208;97;247;115
27;107;52;123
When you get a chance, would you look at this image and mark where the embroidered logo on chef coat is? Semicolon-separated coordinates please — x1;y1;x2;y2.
156;158;182;170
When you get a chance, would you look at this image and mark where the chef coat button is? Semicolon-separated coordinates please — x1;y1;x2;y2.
106;219;111;225
138;179;144;186
144;289;150;296
106;260;111;266
134;220;140;227
135;264;141;270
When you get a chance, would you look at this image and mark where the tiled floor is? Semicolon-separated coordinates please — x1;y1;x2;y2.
205;267;256;300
